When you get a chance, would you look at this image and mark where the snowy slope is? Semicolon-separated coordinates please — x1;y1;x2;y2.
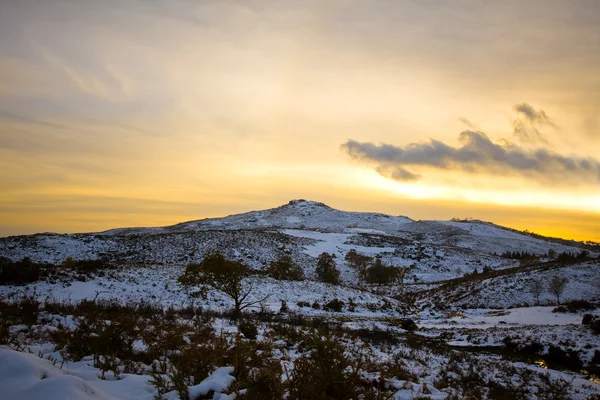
0;200;593;284
151;199;413;235
416;261;600;308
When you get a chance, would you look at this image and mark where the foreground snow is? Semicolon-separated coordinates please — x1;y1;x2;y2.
0;348;150;400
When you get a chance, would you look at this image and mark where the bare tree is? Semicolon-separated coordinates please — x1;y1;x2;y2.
529;279;544;305
548;276;569;305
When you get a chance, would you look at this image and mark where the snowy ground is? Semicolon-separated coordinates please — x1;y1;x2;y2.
1;265;599;399
0;348;237;400
1;198;599;399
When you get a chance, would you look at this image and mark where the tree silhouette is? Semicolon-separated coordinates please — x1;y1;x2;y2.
529;279;544;305
548;276;569;305
266;255;304;281
315;252;340;284
178;251;268;318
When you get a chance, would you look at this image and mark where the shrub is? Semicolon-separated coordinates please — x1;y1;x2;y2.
315;253;340;284
238;358;283;400
364;259;403;285
311;301;321;310
345;250;372;279
564;300;596;312
591;350;600;365
323;299;344;312
582;314;595;325
238;320;258;340
545;345;583;370
396;318;418;332
265;255;304;281
582;314;600;334
591;319;600;335
0;257;45;285
520;341;544;356
535;372;573;400
502;336;518;352
279;300;289;313
285;334;374;400
70;259;112;275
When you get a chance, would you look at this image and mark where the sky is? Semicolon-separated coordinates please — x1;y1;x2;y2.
1;0;599;242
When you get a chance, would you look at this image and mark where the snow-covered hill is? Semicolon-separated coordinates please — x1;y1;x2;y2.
102;199;413;235
0;200;593;284
2;200;600;399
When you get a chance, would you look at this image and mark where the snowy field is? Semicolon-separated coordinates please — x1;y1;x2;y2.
1;200;599;399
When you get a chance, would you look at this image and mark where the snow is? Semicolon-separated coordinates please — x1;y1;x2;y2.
0;348;117;400
1;199;599;399
281;229;396;258
187;367;235;399
0;199;591;289
420;307;587;329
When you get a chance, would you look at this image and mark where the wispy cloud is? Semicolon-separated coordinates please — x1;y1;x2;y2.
511;103;554;144
0;109;69;130
342;130;600;184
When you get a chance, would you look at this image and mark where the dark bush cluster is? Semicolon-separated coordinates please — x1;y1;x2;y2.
364;258;404;285
285;334;386;400
502;336;583;371
500;251;538;260
0;257;115;286
323;298;344;312
265;255;304;281
582;314;600;335
0;257;48;285
238;320;259;340
553;300;596;313
315;253;340;284
555;251;591;263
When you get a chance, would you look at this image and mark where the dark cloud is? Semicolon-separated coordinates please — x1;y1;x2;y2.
341;130;600;184
512;103;554;143
514;103;550;123
375;165;420;181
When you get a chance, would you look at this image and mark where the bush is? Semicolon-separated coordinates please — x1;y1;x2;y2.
364;259;402;285
396;318;418;332
565;300;596;312
238;320;258;340
265;255;304;281
311;301;321;310
315;253;340;284
323;299;344;312
279;300;289;314
591;320;600;335
582;314;595;325
591;350;600;365
238;358;283;400
545;345;583;370
555;300;596;313
582;314;600;334
0;257;45;285
285;334;377;400
520;342;544;356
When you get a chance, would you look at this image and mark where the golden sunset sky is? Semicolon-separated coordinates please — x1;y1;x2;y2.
1;1;599;241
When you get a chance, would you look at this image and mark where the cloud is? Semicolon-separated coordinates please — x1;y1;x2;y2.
458;117;476;129
512;103;554;143
341;130;600;184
